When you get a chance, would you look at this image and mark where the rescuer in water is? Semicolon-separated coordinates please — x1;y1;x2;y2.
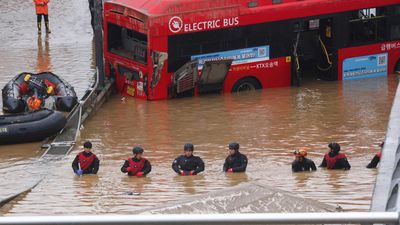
319;143;351;170
223;142;248;173
172;143;205;176
366;142;384;169
33;0;51;34
291;148;317;172
72;141;100;175
121;146;152;177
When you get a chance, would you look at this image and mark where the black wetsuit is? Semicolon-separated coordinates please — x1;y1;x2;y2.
71;152;100;174
366;154;380;168
292;158;317;172
319;152;351;170
88;0;94;29
121;157;152;176
223;152;248;172
172;155;205;175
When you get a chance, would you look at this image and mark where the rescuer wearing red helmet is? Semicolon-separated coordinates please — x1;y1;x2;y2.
172;143;205;176
223;142;248;173
72;141;100;175
121;146;152;177
366;142;384;169
291;148;317;172
320;143;351;170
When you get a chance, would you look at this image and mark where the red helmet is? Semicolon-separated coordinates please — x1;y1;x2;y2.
294;148;308;157
27;96;42;111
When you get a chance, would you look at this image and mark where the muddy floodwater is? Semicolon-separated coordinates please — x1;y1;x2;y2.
0;0;398;216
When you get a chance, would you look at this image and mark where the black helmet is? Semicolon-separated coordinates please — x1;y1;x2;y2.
184;143;194;151
132;146;144;154
229;142;239;151
328;143;340;153
83;141;92;149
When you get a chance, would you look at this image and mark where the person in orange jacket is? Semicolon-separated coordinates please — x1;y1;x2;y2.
33;0;51;34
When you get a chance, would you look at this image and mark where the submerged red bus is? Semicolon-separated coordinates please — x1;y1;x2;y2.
103;0;400;100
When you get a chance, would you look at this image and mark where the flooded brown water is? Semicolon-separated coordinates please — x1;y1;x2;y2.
0;0;398;216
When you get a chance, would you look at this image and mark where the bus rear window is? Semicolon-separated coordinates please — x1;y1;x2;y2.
107;23;147;64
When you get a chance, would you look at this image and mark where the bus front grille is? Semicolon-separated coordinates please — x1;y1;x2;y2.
177;73;195;94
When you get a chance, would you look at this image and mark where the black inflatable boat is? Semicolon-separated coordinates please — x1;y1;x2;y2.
2;72;77;113
0;110;66;145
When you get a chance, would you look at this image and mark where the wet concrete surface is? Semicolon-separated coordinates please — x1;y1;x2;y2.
144;181;337;214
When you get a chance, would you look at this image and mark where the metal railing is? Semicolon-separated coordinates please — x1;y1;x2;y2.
0;212;398;225
371;82;400;212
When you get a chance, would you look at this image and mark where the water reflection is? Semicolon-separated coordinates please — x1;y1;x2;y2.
173;175;206;195
122;176;152;195
225;173;249;187
36;34;52;73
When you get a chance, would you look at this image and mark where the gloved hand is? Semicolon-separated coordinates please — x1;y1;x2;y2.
136;172;144;177
179;170;186;176
227;168;233;173
76;169;83;176
189;171;195;176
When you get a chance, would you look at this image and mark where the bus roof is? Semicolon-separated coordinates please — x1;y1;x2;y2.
105;0;240;17
106;0;398;18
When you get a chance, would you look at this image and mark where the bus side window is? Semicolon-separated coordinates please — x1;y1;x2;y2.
387;5;400;40
349;7;386;44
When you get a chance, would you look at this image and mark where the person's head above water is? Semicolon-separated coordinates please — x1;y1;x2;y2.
328;142;340;154
294;147;307;161
132;146;144;159
83;141;92;153
184;143;194;157
228;142;239;155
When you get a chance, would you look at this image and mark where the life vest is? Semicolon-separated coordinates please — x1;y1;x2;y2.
78;152;96;170
128;157;146;175
325;153;346;169
34;0;49;15
376;151;382;159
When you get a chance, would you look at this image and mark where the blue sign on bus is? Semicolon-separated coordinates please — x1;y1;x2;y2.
343;53;388;80
191;45;270;69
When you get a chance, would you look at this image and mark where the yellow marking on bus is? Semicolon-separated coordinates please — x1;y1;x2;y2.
126;86;136;97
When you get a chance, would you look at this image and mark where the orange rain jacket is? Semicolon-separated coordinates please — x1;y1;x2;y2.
33;0;49;15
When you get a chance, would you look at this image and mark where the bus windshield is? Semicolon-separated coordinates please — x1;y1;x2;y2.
107;23;147;64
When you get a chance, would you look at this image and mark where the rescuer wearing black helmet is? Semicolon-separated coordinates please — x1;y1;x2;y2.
172;143;205;176
121;146;152;177
72;141;100;176
223;142;248;173
319;143;351;170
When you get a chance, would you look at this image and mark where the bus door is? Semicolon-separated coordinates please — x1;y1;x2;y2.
291;18;335;84
169;60;232;97
197;59;232;94
317;18;334;80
